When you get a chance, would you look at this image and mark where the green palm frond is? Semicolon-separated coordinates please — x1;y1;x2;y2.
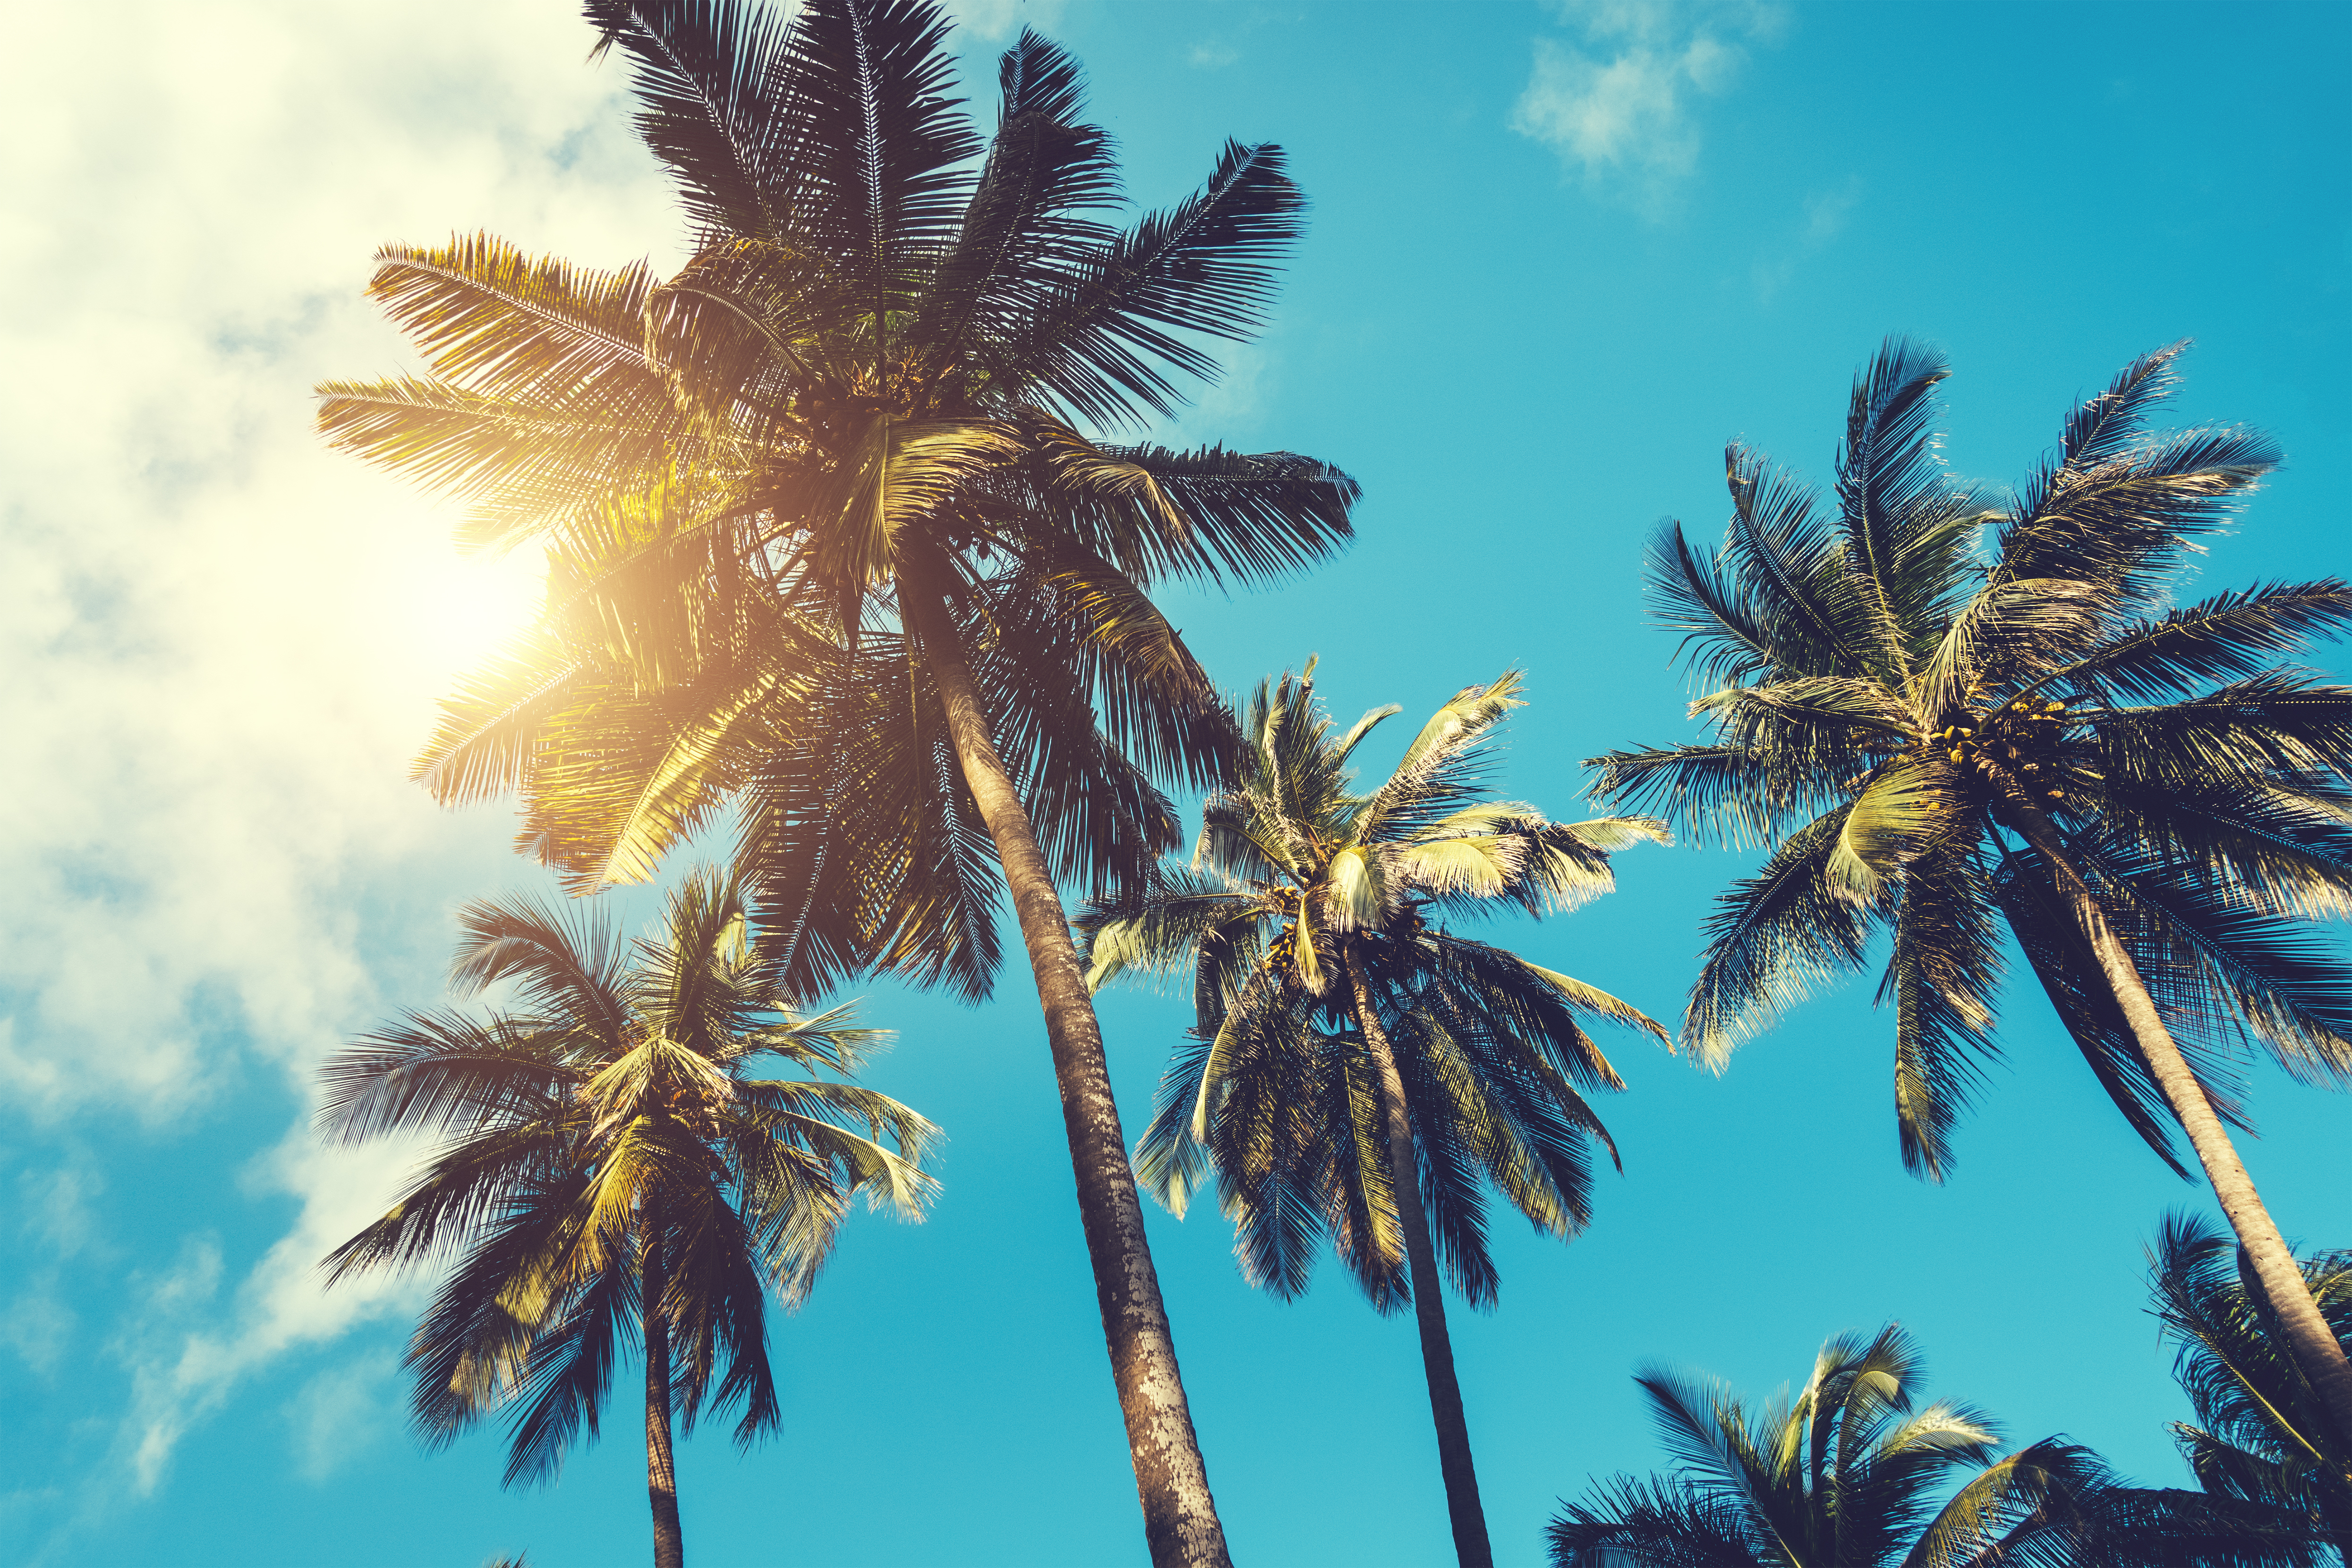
1685;809;1876;1069
2053;581;2352;706
1877;841;2003;1182
1825;756;1954;903
1001;139;1309;426
320;867;933;1489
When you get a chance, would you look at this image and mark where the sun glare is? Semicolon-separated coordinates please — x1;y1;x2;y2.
398;545;547;694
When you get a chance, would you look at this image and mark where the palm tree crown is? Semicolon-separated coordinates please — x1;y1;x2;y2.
2150;1213;2352;1560
1549;1325;2115;1568
319;869;934;1565
1081;662;1667;1568
1085;663;1664;1302
1585;338;2352;1432
1592;339;2352;1171
319;0;1356;1002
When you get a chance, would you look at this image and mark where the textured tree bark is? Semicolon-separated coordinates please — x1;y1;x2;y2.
1347;951;1496;1568
644;1238;685;1568
2005;797;2352;1446
902;563;1234;1568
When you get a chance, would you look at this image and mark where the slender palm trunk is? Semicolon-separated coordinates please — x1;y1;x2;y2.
643;1238;684;1568
2006;798;2352;1443
900;562;1233;1568
1346;951;1495;1568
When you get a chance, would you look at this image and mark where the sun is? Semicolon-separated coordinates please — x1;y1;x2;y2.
370;537;549;709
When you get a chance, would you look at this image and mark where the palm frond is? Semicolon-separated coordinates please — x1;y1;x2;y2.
1005;139;1307;426
1876;839;2003;1182
2050;581;2352;706
1685;809;1879;1068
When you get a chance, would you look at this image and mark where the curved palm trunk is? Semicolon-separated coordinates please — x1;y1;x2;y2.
2006;798;2352;1444
1346;952;1495;1568
643;1238;684;1568
900;564;1233;1568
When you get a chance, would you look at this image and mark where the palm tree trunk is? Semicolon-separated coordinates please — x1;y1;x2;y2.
1346;951;1495;1568
900;561;1234;1568
2005;797;2352;1444
643;1237;685;1568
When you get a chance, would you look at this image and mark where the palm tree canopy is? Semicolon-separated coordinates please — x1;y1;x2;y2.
317;0;1359;1003
1549;1325;2120;1568
2150;1212;2352;1537
318;868;936;1486
1078;662;1666;1308
1587;338;2352;1179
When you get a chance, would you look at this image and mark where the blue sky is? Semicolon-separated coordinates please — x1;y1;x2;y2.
3;1;2347;1565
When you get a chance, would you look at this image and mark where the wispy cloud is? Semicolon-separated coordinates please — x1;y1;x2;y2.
284;1351;400;1483
1752;175;1863;301
1510;0;1785;213
110;1136;439;1497
1188;41;1240;70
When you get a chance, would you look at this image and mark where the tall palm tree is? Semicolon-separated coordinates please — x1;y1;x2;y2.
2150;1212;2352;1560
1586;339;2352;1436
315;5;1355;1559
1079;663;1667;1568
318;870;936;1568
1548;1325;2120;1568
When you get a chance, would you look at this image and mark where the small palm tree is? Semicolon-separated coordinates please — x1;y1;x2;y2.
1548;1326;2114;1568
1080;663;1666;1568
318;10;1352;1555
319;870;935;1568
2151;1212;2352;1560
1588;339;2352;1434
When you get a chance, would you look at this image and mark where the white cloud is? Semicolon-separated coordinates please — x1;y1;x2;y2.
0;0;680;1517
1;1286;77;1377
1189;42;1240;69
1510;0;1785;210
941;0;1067;42
285;1351;401;1483
97;1134;440;1497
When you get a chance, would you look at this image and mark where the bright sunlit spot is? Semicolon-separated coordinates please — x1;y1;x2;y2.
380;540;548;707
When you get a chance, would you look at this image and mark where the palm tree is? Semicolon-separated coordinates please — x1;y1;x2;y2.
1548;1325;2120;1568
315;5;1355;1559
318;870;935;1568
1586;338;2352;1436
1079;662;1668;1568
2150;1212;2352;1560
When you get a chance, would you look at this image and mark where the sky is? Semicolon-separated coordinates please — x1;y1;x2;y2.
1;1;2347;1565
